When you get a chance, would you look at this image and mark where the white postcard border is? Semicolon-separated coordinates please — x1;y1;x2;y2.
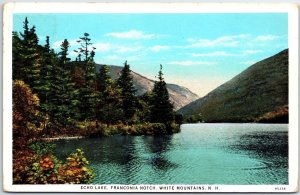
3;2;299;192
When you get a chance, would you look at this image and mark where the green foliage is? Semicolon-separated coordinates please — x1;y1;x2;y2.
16;17;40;89
75;121;172;136
150;65;176;133
74;32;95;62
185;114;203;123
13;147;94;184
54;39;81;122
78;87;99;120
58;149;95;184
117;61;137;123
178;49;288;123
59;39;71;65
25;154;62;184
13;17;181;134
74;33;99;120
35;36;56;113
29;142;56;155
136;94;152;122
133;123;167;135
12;31;23;80
96;65;122;123
175;114;184;125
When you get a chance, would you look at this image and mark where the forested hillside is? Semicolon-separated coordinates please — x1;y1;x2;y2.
178;49;288;123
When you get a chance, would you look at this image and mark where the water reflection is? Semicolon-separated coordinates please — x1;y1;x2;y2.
53;124;288;184
102;136;136;165
143;136;172;154
231;131;288;169
143;136;179;171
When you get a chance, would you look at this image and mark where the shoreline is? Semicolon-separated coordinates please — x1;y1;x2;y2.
40;136;85;142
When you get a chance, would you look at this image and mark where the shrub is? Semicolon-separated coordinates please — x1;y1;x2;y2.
13;147;94;184
75;121;179;137
13;80;44;141
29;142;56;155
255;106;289;123
58;149;94;184
25;154;62;184
134;123;167;135
13;149;37;184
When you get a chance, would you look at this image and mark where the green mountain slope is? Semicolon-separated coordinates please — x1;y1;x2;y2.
177;49;288;122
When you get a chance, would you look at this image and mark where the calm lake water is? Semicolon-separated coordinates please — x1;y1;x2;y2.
54;123;288;185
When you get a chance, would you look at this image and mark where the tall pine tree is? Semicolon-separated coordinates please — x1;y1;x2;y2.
96;65;122;124
18;17;40;89
12;31;23;80
75;33;98;120
117;61;137;123
51;39;81;124
35;36;55;114
150;64;174;132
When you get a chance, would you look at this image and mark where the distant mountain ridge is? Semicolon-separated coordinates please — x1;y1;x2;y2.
96;64;199;110
177;49;289;122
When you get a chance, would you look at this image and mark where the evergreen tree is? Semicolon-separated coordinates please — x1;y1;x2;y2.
96;65;122;124
18;17;40;89
74;33;98;120
52;39;81;124
117;61;137;123
150;64;174;131
74;33;94;62
136;92;152;122
59;39;71;65
97;65;112;93
35;36;55;113
12;31;23;80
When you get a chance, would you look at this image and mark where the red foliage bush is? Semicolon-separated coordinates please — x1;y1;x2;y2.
13;80;43;140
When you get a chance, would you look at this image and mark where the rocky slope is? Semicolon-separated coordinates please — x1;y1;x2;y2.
96;65;199;110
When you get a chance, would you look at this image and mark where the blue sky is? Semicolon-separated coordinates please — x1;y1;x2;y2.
13;13;288;96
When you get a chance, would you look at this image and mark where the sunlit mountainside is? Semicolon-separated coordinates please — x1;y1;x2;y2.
178;49;288;123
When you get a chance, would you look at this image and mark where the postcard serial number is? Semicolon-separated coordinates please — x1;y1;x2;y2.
275;186;286;191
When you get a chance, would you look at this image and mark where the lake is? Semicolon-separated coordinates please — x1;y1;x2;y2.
54;123;288;185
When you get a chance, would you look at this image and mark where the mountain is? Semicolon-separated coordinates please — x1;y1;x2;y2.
177;49;289;122
96;65;199;110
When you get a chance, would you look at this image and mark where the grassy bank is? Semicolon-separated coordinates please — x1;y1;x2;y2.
41;121;181;139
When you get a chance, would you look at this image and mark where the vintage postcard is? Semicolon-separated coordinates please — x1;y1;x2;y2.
2;2;299;192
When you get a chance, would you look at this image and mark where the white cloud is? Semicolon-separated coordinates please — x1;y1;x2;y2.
192;51;234;57
106;30;154;39
150;45;170;52
254;35;279;41
242;50;263;55
93;43;113;52
187;34;248;48
168;60;216;66
52;40;63;49
69;50;78;57
69;39;81;47
102;55;119;61
115;45;143;53
88;42;143;53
